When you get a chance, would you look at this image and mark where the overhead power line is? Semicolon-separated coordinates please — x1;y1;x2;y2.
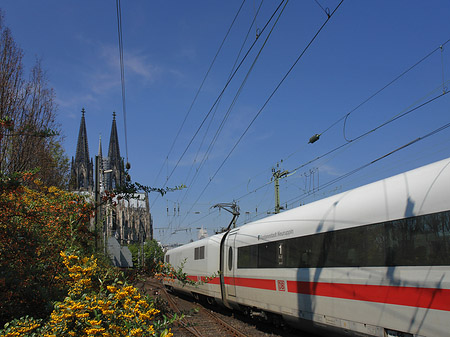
157;1;290;236
115;0;129;163
173;0;266;213
178;0;344;229
159;0;287;193
243;37;450;185
287;120;450;209
169;17;449;236
169;0;286;236
175;0;291;231
315;38;450;141
240;118;450;226
248;86;450;205
152;0;247;187
226;72;450;226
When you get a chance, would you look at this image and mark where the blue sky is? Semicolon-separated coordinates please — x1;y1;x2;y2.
2;1;450;244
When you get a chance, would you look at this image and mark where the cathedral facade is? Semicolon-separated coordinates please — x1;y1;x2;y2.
70;109;153;246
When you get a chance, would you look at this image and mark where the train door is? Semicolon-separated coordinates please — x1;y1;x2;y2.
224;230;238;298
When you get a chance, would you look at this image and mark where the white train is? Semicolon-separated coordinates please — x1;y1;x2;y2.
164;158;450;337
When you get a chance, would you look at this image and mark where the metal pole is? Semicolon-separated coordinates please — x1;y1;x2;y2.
273;163;289;214
95;155;99;251
275;172;281;214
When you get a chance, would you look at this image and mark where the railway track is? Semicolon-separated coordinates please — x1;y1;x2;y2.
138;277;250;336
161;281;248;337
136;277;292;336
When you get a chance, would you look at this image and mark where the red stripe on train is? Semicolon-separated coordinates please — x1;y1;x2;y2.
287;281;450;311
224;277;276;290
191;275;450;311
194;276;275;289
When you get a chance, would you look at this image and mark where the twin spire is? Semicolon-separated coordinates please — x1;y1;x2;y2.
69;109;124;192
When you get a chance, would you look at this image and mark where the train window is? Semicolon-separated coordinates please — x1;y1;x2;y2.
165;255;170;263
237;245;258;268
258;242;278;268
228;247;233;271
194;246;205;260
237;210;450;269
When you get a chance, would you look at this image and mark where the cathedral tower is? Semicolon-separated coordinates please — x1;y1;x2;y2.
105;112;125;190
69;108;94;192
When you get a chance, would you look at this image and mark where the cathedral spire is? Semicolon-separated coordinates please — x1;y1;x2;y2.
76;108;90;164
98;133;103;158
69;108;94;191
106;112;124;190
108;112;121;162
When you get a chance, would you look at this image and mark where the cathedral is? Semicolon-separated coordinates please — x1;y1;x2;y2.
70;109;153;248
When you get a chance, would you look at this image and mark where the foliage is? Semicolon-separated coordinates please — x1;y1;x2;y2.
114;180;186;199
155;261;218;287
128;239;165;272
0;252;175;337
0;316;42;337
0;11;69;188
0;171;94;325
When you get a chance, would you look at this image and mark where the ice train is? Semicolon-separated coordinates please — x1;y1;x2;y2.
164;158;450;337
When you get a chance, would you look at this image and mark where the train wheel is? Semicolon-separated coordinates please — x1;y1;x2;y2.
192;293;200;302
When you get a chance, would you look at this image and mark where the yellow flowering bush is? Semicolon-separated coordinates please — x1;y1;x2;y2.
0;174;93;324
0;316;42;337
0;252;175;337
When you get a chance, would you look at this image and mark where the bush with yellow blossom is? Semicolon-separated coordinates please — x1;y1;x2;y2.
0;172;93;325
1;251;174;337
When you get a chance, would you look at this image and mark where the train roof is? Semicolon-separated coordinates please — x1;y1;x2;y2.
165;232;225;254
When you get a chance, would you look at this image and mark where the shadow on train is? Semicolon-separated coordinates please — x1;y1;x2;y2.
293;169;447;336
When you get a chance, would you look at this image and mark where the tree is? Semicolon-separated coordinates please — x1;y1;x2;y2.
0;10;68;188
129;239;165;272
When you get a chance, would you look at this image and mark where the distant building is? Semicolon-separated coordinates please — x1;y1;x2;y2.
70;109;153;250
106;193;152;245
69;108;94;192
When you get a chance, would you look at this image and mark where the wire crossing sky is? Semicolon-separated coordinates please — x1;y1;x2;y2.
2;1;450;244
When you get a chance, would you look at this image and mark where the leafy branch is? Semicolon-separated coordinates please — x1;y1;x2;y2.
114;181;186;198
0;117;59;140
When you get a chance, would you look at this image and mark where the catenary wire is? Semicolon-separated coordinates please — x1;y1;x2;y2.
240;120;450;225
259;38;450;173
184;45;450;232
172;37;449;236
152;0;247;188
158;1;291;242
288;121;450;207
316;38;450;141
235;82;449;218
115;0;129;163
313;0;330;17
173;0;265;214
285;87;450;181
175;0;291;231
176;0;344;231
163;1;286;236
174;0;344;231
156;0;287;195
154;1;285;222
